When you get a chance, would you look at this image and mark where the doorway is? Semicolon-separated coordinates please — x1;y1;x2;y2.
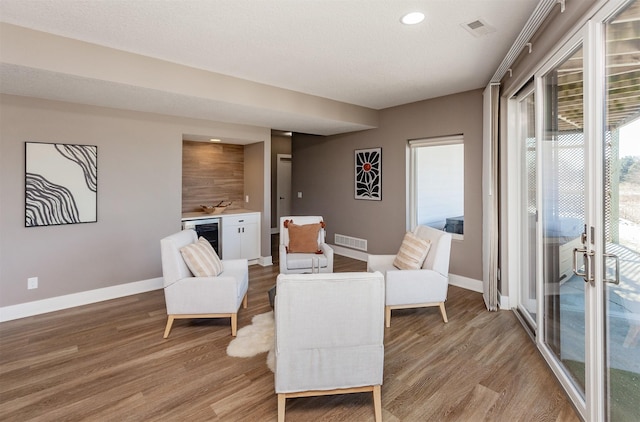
276;154;292;232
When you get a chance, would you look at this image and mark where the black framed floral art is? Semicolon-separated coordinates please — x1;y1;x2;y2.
354;147;381;201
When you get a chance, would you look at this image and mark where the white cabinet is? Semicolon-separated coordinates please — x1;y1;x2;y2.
221;212;260;261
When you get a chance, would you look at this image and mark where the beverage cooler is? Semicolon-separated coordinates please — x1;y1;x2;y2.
182;218;221;256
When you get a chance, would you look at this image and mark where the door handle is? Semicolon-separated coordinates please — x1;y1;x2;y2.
603;253;620;285
573;247;587;278
573;247;594;283
279;196;285;199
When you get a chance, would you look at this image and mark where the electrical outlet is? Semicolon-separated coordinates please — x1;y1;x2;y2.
297;191;303;198
245;195;249;202
28;277;38;289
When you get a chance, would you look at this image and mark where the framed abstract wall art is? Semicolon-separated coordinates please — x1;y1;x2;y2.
25;142;98;227
354;147;381;200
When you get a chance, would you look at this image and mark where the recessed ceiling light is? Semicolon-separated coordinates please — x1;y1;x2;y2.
209;138;221;142
401;12;425;25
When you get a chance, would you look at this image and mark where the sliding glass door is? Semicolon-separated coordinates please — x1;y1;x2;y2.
603;3;640;419
540;43;589;403
509;1;640;420
516;86;538;329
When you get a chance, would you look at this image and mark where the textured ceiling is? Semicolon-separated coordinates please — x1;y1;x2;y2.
0;0;539;136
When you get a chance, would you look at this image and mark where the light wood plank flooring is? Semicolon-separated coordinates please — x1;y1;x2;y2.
0;255;579;421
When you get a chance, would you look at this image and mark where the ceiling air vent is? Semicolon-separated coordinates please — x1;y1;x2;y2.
461;19;496;37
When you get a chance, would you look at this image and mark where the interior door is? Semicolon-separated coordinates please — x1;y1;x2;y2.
276;154;292;229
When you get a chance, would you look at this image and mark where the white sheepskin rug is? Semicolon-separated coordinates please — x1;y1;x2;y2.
226;311;275;372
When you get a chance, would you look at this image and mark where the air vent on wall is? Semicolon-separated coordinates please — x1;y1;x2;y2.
334;234;367;251
461;18;496;37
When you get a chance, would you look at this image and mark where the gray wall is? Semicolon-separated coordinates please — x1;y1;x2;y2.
292;89;484;281
0;94;269;308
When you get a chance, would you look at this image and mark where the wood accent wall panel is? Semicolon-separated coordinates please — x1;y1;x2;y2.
182;141;244;213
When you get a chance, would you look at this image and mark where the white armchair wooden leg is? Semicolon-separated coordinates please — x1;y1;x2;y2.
439;302;448;323
231;313;238;336
242;292;248;309
163;315;175;339
373;385;382;422
278;394;286;422
385;306;391;328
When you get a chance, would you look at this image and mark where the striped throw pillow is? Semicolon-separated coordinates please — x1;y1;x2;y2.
180;237;224;277
393;232;431;270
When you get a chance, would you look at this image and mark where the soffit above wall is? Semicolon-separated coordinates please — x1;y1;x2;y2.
0;1;539;135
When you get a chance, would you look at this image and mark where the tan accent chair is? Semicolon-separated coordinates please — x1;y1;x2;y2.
367;225;452;327
279;216;334;274
160;229;248;338
274;272;385;422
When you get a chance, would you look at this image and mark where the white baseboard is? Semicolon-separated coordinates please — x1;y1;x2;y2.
498;292;510;310
330;244;368;262
449;274;483;293
0;277;164;322
332;245;484;294
1;255;484;322
258;255;273;266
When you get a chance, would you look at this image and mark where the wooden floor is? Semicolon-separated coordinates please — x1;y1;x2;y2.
0;254;580;421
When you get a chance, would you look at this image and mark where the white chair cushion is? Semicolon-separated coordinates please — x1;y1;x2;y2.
393;231;431;270
286;253;329;270
180;236;224;277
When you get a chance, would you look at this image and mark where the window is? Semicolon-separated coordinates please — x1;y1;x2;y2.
409;135;464;237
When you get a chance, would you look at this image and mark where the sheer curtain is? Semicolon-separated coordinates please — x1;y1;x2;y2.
482;83;500;311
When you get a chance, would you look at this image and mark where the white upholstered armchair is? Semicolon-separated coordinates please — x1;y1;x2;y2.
279;216;334;274
367;225;452;327
160;229;249;338
274;271;385;422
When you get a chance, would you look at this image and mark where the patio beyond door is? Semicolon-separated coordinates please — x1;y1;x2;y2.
603;3;640;419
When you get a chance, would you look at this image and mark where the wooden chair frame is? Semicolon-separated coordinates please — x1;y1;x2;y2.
277;385;381;422
385;300;448;327
163;292;248;338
